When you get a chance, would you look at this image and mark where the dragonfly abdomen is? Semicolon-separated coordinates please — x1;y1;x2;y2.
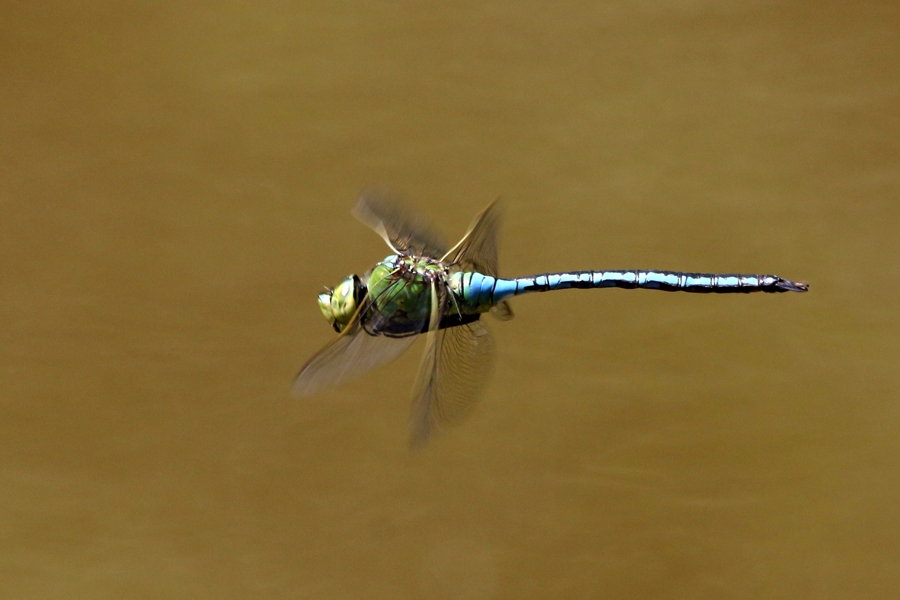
453;270;808;311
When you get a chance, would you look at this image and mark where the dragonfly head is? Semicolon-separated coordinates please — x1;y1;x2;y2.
318;274;366;333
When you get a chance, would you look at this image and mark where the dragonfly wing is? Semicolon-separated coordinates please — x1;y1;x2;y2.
409;281;443;445
489;301;514;321
409;283;495;448
292;303;416;398
443;197;514;320
443;197;502;276
352;188;448;258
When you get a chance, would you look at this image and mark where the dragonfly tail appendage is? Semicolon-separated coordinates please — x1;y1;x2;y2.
772;277;809;293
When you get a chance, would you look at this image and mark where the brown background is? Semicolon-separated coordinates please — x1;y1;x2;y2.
2;1;898;598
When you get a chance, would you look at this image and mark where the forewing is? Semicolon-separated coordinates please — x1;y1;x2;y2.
352;188;448;258
409;286;495;448
292;308;416;398
409;281;443;446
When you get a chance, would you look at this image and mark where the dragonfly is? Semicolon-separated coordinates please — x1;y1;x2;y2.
293;190;808;446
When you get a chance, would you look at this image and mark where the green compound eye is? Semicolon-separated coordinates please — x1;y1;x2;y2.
318;275;364;333
317;290;336;328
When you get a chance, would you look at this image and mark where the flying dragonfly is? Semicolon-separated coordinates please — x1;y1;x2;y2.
293;190;808;446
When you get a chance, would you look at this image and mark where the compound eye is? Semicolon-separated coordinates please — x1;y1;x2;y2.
330;275;363;330
317;291;337;328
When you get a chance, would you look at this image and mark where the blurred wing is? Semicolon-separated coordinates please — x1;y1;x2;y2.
292;303;416;398
443;197;514;321
443;197;502;275
489;301;514;321
409;284;495;448
352;188;448;258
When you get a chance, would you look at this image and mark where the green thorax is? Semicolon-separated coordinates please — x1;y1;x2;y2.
365;255;487;324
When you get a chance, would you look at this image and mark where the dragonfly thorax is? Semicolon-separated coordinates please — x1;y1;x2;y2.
364;254;453;332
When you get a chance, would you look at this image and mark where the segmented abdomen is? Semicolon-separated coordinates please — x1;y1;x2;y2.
452;270;808;312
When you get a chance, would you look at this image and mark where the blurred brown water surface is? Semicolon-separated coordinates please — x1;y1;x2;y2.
2;1;899;598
